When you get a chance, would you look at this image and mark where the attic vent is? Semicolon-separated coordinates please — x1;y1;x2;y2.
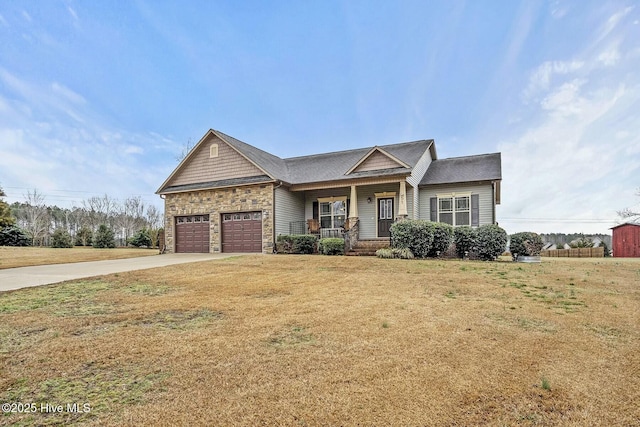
210;144;219;158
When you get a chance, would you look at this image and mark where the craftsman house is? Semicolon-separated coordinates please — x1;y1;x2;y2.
156;129;502;253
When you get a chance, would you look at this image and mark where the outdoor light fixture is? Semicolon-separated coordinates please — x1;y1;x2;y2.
367;197;372;203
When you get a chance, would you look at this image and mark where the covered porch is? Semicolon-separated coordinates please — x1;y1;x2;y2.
281;178;414;243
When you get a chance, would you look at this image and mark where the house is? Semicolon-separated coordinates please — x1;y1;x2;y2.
611;223;640;257
156;129;502;253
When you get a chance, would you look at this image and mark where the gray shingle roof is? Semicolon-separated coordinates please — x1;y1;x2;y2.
419;153;501;186
283;140;431;184
214;130;290;182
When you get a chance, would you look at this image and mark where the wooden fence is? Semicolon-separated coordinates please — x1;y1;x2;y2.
541;247;604;258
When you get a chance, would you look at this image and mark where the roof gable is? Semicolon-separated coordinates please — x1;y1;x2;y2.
346;147;410;175
156;130;276;194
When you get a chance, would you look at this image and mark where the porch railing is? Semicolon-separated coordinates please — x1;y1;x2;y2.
289;221;306;235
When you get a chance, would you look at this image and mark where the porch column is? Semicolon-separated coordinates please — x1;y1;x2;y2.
397;180;408;219
349;185;358;219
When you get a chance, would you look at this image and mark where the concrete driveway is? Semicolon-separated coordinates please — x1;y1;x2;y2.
0;253;245;292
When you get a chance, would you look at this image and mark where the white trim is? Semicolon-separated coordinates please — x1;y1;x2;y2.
374;191;397;198
437;194;471;226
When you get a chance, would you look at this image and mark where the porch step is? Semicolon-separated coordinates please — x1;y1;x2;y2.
345;239;390;256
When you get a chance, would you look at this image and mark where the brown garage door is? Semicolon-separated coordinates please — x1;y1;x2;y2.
175;215;210;253
222;212;262;253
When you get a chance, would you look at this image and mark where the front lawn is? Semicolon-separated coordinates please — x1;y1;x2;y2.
0;247;157;269
1;256;638;425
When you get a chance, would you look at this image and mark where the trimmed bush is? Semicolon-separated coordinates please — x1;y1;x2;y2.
509;232;543;259
475;224;508;261
318;238;345;255
454;226;476;258
428;222;454;257
0;225;30;246
51;228;73;248
276;234;317;254
390;220;434;258
94;224;116;249
128;228;152;247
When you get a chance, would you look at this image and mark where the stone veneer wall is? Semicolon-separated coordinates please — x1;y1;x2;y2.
163;183;274;253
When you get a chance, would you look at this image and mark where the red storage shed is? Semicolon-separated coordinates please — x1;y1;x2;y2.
611;223;640;258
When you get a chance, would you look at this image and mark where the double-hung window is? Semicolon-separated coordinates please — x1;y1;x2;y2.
438;194;470;226
318;197;346;229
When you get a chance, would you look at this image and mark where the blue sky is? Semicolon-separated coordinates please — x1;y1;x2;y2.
1;0;639;235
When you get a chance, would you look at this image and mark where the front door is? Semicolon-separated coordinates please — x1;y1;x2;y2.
378;198;394;237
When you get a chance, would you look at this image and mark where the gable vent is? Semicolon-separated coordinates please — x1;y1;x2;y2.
210;143;219;158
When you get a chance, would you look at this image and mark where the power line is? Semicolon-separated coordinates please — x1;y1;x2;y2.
499;218;618;223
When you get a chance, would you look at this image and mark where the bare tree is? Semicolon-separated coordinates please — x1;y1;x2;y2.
116;196;146;242
82;194;118;231
23;189;49;246
145;204;163;248
618;187;640;223
175;138;195;162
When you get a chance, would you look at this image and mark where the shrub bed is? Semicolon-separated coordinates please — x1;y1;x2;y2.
318;238;345;255
390;220;434;258
475;224;508;261
509;232;544;260
276;234;317;254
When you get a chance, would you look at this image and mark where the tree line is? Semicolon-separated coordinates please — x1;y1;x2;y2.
0;187;163;248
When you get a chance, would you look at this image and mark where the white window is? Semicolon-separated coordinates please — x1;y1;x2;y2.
318;197;346;229
438;195;470;226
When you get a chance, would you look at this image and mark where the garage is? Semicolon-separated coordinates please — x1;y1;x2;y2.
222;212;263;253
175;215;210;253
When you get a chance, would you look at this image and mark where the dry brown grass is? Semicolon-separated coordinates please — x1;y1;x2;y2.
1;255;639;426
0;247;157;269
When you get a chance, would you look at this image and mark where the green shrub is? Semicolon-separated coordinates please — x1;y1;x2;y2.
51;228;73;248
390;220;434;258
428;222;454;257
94;224;116;248
509;232;543;259
74;226;93;246
475;224;507;261
454;226;476;258
276;234;317;254
128;228;152;247
0;225;30;246
318;238;344;255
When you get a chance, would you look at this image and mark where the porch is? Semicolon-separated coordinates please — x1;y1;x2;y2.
277;180;413;241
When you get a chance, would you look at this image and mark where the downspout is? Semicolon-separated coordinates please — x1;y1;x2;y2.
272;181;283;253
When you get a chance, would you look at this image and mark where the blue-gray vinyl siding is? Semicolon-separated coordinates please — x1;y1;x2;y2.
419;183;495;226
406;148;433;226
274;186;305;236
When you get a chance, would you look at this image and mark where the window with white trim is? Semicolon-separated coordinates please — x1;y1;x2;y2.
438;195;470;226
318;197;346;229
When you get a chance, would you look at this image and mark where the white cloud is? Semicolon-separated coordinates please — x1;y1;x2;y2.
598;45;621;66
51;82;86;105
67;7;78;21
523;60;584;100
0;71;175;209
